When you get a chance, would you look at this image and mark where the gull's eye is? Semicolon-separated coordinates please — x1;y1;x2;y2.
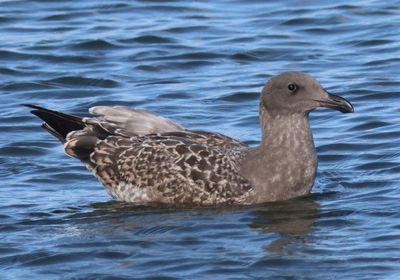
288;83;297;92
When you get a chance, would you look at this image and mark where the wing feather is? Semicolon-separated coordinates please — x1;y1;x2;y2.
84;106;185;137
72;134;252;205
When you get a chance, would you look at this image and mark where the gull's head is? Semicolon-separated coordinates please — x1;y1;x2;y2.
261;72;354;116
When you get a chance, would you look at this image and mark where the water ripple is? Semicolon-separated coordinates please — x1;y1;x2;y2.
70;39;122;50
1;0;400;279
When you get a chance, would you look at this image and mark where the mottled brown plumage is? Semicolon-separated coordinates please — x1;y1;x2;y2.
82;134;252;204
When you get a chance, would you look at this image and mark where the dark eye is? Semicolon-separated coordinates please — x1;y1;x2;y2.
288;83;297;92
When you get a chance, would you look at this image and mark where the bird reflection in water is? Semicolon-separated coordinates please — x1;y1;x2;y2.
64;197;320;256
248;197;320;254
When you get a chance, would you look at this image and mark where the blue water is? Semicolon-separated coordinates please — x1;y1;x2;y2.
1;0;400;279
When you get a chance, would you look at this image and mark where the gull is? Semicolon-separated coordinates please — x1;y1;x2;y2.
25;72;354;205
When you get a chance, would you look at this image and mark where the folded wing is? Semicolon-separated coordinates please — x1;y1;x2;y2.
84;106;185;137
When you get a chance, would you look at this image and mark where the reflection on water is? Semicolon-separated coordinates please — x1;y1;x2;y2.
60;198;320;260
249;198;319;253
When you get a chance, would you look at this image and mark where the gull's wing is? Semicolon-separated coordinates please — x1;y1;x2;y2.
84;106;185;137
26;104;253;205
83;106;247;150
65;133;253;205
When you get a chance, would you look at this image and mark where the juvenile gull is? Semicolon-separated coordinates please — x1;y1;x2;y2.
25;72;353;205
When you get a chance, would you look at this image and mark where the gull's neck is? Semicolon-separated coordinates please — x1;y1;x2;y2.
240;106;317;203
259;106;312;151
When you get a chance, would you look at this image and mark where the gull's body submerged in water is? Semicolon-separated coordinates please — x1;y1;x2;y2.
26;72;354;205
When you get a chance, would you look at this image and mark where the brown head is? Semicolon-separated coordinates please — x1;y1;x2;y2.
261;72;354;116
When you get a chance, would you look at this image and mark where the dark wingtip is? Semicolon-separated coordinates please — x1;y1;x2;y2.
22;104;47;111
23;104;42;116
22;104;36;109
23;104;48;119
23;104;85;141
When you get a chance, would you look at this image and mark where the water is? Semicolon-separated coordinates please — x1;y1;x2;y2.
1;0;400;279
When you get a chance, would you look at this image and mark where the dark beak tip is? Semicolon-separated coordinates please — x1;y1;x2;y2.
322;92;354;114
342;105;354;114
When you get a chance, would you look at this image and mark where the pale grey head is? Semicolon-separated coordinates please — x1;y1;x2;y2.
261;72;354;115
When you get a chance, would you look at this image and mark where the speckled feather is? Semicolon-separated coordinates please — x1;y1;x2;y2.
65;110;254;205
65;130;252;205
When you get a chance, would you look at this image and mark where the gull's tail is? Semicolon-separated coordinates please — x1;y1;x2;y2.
24;104;85;143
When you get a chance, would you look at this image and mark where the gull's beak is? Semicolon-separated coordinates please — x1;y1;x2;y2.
315;92;354;113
